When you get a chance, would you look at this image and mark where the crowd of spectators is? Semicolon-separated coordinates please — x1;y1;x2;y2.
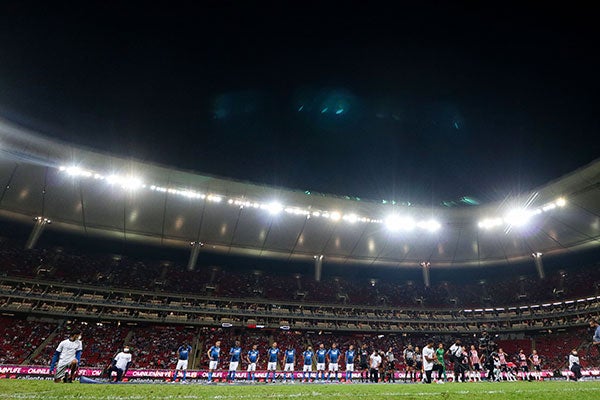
1;237;599;309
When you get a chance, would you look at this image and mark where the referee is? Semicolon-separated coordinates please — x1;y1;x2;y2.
359;344;369;382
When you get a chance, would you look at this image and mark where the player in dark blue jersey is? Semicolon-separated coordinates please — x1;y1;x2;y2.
302;346;315;382
326;343;341;382
283;347;296;382
228;340;242;383
316;344;327;381
173;343;192;383
206;340;221;383
266;342;280;383
345;344;356;382
246;344;260;382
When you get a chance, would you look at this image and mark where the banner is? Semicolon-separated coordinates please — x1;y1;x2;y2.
1;365;598;380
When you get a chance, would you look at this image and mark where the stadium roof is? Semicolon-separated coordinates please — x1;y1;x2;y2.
1;118;599;268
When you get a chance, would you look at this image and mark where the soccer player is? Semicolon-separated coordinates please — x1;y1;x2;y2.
207;340;221;383
385;347;396;383
326;343;341;382
528;349;542;380
246;344;260;382
173;342;192;383
266;342;280;383
345;345;356;382
369;349;382;383
460;346;470;381
228;340;242;383
359;344;369;382
106;346;132;382
435;343;446;382
302;345;314;382
403;344;415;382
316;344;327;382
568;349;582;381
497;348;515;381
283;345;296;382
49;330;82;383
422;340;436;384
492;353;502;382
517;349;529;381
469;345;482;382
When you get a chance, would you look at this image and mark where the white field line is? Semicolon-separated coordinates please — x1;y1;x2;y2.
1;384;600;399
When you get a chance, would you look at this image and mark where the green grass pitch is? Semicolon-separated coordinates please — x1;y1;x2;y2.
0;380;599;399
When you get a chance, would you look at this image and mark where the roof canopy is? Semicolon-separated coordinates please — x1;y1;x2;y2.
1;118;599;267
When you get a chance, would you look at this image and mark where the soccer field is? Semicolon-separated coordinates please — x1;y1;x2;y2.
0;380;599;399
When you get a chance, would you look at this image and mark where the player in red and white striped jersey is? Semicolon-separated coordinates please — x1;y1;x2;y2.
528;350;542;380
517;349;529;381
469;345;481;382
497;348;516;381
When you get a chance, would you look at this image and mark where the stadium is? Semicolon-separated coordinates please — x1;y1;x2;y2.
1;2;600;399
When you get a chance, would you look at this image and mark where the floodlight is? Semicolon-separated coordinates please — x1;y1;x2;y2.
418;219;441;232
556;197;567;207
64;166;92;178
265;201;283;215
106;175;142;190
478;218;503;229
329;211;341;221
343;213;358;223
385;215;415;231
503;208;533;227
542;204;556;212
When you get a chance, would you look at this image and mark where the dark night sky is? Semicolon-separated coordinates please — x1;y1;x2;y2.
0;1;598;206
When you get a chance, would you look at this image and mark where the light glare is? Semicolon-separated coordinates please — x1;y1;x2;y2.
385;215;415;231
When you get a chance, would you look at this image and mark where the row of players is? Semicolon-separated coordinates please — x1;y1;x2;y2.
48;320;600;383
198;339;545;384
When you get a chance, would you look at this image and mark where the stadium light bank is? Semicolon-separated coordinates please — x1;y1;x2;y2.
55;164;570;236
477;197;567;230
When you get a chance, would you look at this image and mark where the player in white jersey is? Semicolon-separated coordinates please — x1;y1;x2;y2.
49;331;82;383
107;346;132;382
568;349;582;381
422;340;436;384
528;349;542;380
369;349;382;383
448;339;464;382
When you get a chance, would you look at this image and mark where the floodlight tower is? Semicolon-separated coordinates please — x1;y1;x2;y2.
532;252;545;279
25;217;51;250
420;261;431;288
